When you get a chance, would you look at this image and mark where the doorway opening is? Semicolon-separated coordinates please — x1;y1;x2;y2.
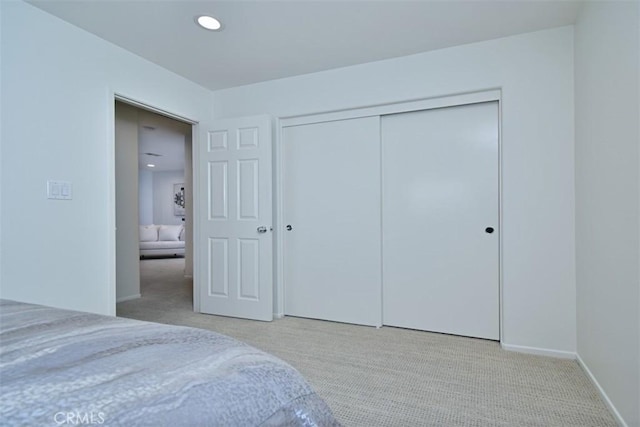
114;100;195;316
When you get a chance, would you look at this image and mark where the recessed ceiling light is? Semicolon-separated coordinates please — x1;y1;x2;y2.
146;164;156;168
196;15;222;31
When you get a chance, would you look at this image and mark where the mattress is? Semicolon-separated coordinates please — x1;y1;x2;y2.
0;299;340;426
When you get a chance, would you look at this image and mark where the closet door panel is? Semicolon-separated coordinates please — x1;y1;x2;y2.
382;102;499;340
283;116;382;326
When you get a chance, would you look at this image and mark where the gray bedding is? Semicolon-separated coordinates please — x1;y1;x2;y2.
0;299;339;426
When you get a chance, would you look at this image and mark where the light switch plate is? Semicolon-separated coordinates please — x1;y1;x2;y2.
47;180;72;200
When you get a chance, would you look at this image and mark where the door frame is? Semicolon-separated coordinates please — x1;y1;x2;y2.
108;92;202;314
275;89;504;340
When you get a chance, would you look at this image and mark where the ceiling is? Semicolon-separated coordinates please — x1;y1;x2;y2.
27;0;582;92
136;108;190;172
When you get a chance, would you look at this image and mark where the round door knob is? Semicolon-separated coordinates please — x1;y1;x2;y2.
286;225;292;231
485;227;495;234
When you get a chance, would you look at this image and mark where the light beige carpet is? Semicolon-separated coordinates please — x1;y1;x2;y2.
117;258;616;427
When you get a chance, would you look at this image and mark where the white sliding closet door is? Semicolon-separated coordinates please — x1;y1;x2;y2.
283;117;382;326
382;102;499;340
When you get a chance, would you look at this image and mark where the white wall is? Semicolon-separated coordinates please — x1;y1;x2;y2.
152;170;185;226
115;102;141;303
574;2;639;426
213;27;576;355
0;1;213;315
138;169;153;225
139;169;186;227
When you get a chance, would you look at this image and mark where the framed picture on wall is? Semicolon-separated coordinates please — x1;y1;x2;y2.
173;183;185;216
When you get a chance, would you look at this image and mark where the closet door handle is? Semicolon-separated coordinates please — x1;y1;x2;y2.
485;227;495;234
257;226;268;233
286;225;292;231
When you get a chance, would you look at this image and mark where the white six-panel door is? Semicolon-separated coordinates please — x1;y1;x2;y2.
381;102;499;339
282;117;382;326
198;116;273;321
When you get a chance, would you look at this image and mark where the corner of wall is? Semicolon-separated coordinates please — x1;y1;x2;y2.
576;355;630;427
574;1;640;426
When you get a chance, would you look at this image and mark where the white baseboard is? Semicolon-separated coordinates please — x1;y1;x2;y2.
576;354;628;427
273;312;284;319
116;294;141;303
501;342;576;359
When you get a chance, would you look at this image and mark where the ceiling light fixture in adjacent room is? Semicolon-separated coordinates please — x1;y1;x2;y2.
146;164;156;168
196;15;223;31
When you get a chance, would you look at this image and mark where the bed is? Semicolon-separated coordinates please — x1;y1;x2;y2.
0;299;340;426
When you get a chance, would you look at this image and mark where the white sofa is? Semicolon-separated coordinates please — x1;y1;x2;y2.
139;224;185;258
